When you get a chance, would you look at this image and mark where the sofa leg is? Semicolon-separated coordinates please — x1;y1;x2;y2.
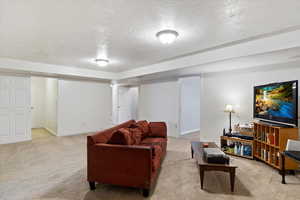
142;189;150;197
89;181;96;190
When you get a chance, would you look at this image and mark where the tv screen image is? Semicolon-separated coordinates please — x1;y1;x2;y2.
254;80;298;126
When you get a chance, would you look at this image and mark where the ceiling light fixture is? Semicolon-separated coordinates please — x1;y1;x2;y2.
95;58;109;67
156;29;179;44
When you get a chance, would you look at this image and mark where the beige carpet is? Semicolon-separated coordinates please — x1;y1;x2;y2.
1;132;300;200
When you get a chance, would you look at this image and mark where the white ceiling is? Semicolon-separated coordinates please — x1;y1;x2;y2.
1;0;300;74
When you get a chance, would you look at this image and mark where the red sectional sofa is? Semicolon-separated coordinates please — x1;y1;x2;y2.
87;120;167;197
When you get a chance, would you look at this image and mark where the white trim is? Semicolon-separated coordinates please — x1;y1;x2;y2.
0;58;118;80
0;136;31;145
58;131;94;137
119;28;300;79
1;28;300;81
45;127;57;136
181;129;200;135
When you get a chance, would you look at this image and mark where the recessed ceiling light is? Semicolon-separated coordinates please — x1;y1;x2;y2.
95;58;109;67
156;29;179;44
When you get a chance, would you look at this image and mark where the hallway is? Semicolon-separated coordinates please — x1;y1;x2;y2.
31;128;54;140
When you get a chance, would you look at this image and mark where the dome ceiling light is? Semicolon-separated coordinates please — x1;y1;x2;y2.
156;29;179;44
95;58;109;67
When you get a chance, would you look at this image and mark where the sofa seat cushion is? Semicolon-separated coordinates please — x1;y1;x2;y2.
138;143;162;158
141;137;167;144
108;128;134;145
141;137;167;149
141;138;167;158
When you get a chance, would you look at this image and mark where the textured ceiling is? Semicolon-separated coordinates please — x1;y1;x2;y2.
1;0;300;72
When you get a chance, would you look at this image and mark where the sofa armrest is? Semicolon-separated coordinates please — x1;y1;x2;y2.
87;143;152;187
149;122;167;138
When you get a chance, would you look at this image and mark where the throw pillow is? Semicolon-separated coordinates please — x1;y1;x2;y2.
129;127;143;145
107;128;134;145
136;120;150;138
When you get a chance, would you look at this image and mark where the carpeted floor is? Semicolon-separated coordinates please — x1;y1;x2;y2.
1;132;300;200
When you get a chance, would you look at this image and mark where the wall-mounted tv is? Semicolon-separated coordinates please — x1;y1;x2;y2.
254;80;298;127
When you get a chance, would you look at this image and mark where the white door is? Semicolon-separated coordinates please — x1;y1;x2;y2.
31;77;45;128
118;87;132;123
0;76;31;144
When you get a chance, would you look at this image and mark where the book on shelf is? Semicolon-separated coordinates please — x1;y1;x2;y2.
264;149;267;161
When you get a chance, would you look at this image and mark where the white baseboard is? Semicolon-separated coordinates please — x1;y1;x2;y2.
44;127;57;136
181;129;200;135
32;127;44;129
0;136;31;144
58;130;96;137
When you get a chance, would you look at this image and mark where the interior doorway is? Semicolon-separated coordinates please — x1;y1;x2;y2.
0;75;31;144
31;77;58;139
113;86;139;124
179;76;201;135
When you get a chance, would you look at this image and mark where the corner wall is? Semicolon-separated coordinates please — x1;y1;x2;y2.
139;80;180;137
179;76;201;135
200;63;300;143
57;79;112;136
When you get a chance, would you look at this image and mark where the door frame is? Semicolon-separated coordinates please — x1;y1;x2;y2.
112;85;139;125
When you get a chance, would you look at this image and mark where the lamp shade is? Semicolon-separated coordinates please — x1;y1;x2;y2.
224;104;235;113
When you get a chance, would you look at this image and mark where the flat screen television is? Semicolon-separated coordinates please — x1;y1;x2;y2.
254;80;298;127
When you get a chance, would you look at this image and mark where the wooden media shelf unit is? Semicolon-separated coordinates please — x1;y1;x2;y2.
253;122;299;170
220;136;254;159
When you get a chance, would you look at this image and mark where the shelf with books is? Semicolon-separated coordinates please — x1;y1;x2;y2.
224;151;253;159
254;142;280;168
254;139;279;149
221;136;253;144
253;122;298;170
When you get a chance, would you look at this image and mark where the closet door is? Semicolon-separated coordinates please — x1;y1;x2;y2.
0;76;31;144
118;87;132;123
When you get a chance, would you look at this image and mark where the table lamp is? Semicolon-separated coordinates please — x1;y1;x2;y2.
224;104;235;133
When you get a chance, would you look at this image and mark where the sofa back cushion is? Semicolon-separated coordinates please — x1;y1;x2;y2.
129;127;143;144
131;120;149;138
108;128;134;145
89;120;136;144
108;127;143;145
148;122;167;138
